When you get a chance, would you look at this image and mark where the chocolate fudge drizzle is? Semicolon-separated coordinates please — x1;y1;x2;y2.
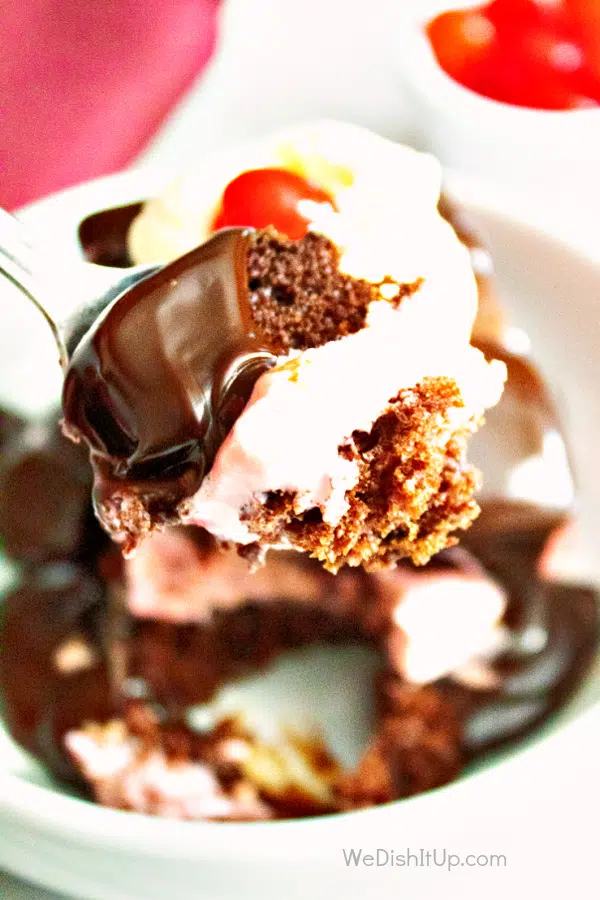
78;202;143;268
62;228;276;535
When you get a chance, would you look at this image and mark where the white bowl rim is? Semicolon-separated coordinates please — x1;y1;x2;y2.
1;701;598;860
1;162;597;860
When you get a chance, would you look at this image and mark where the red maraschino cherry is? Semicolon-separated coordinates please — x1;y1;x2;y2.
212;167;336;240
427;0;600;109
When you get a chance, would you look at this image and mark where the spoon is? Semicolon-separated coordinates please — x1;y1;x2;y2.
0;205;156;368
1;212;276;521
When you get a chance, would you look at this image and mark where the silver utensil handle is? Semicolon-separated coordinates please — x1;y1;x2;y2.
0;206;69;370
0;206;157;372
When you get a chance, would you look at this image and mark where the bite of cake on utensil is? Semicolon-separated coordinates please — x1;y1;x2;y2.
63;123;506;569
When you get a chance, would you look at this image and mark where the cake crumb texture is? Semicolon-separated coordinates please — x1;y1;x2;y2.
246;229;419;354
242;377;481;572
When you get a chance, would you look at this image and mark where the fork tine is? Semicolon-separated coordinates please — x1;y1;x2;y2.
0;208;38;298
0;208;69;371
0;208;36;276
0;257;68;371
0;254;37;299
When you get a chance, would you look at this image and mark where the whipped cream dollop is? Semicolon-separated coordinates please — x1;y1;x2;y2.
377;568;507;684
183;306;504;544
130;121;480;342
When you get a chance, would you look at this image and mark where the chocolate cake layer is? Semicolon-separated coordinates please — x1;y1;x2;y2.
246;229;418;354
237;377;480;571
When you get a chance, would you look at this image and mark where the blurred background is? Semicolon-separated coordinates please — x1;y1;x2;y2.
1;0;401;211
1;0;600;896
3;0;599;245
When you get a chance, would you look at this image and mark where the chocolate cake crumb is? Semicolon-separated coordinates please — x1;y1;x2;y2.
246;229;420;354
64;221;481;569
241;377;481;572
96;466;204;557
335;683;463;808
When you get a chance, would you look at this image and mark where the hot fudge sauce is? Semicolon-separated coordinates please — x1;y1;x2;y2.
62;229;277;549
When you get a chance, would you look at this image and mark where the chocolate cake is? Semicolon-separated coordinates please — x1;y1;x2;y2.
61;228;500;570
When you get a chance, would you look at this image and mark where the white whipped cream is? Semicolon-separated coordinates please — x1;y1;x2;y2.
378;569;508;685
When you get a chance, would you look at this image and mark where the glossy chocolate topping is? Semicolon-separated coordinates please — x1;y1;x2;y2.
63;229;276;500
78;202;143;268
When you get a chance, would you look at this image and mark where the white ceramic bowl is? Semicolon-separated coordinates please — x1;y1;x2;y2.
0;168;599;900
395;0;600;207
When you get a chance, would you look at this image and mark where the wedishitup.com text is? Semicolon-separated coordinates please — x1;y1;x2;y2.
342;848;507;871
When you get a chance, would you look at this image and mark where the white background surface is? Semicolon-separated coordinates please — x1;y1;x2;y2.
2;0;599;896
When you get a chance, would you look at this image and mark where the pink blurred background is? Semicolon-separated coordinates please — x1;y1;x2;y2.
0;0;221;210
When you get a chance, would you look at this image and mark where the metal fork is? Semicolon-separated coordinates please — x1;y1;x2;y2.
0;206;156;371
0;206;71;368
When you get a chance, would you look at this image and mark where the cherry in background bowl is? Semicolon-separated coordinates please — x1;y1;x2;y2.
395;0;600;211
